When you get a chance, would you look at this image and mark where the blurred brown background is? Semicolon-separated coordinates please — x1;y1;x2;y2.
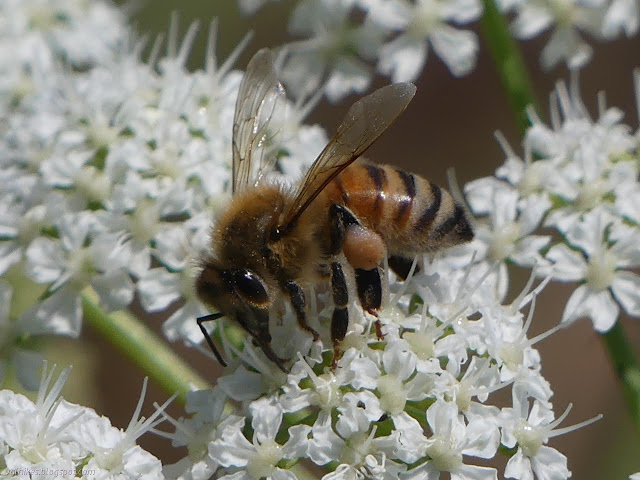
49;1;640;478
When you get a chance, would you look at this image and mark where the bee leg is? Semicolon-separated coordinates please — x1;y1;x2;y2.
330;204;386;270
244;307;290;373
328;204;359;255
355;267;382;313
253;334;290;373
284;280;320;342
330;262;349;369
354;267;385;340
388;255;420;281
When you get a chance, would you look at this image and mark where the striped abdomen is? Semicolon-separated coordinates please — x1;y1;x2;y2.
321;161;473;255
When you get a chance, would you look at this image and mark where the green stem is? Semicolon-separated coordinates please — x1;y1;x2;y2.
81;290;210;405
480;0;538;133
601;322;640;434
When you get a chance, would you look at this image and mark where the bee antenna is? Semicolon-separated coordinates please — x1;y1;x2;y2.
197;313;228;367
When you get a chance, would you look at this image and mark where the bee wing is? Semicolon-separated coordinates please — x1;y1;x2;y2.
232;48;286;193
279;82;416;232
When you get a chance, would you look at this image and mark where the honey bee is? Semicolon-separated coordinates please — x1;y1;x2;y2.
195;49;473;371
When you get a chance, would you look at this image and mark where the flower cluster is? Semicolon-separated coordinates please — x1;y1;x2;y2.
0;364;169;480
465;77;640;332
163;248;601;480
239;0;640;101
1;1;636;480
0;1;326;388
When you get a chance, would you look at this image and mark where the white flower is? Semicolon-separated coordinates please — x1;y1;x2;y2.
0;0;127;70
0;364;168;479
238;0;279;14
401;399;499;480
161;388;233;480
545;208;640;331
500;389;601;480
280;0;385;101
0;280;45;390
369;0;481;81
602;0;640;37
510;0;606;69
25;213;134;336
137;224;210;343
465;180;551;290
210;397;307;480
0;200;50;275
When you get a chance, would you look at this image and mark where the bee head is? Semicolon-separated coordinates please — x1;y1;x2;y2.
196;262;270;310
195;262;275;366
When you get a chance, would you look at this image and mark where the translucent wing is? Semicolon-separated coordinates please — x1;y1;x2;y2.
278;82;416;234
232;48;286;193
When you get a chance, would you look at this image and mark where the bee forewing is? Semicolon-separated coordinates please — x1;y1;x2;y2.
279;82;417;232
232;48;287;193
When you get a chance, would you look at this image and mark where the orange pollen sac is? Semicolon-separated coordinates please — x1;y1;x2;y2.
343;225;386;270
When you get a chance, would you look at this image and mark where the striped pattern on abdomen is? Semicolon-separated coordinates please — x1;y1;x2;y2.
322;161;473;255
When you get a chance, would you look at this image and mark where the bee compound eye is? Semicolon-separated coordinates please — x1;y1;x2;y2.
233;269;269;306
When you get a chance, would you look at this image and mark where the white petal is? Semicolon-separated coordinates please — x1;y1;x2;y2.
325;56;372;103
545;244;586;282
383;341;416;380
565;208;614;257
510;235;551;267
34;287;82;337
309;412;344;465
430;25;478;77
511;5;554;38
365;0;411;29
531;446;570;480
154;226;191;270
392;412;428;463
163;300;209;342
504;449;534;480
602;0;639;37
238;0;268;15
541;28;592;70
517;194;552;234
378;36;427;83
562;285;619;331
464;177;508;215
25;237;66;284
218;366;265;402
400;462;440;480
250;397;283;443
427;399;462;438
612;271;640;317
610;223;640;267
0;242;22;275
217;472;250;480
12;349;45;391
210;429;254;467
92;269;134;312
441;0;483;23
461;418;500;458
490;185;519;228
122;445;164;480
452;464;498;480
59;213;92;252
283;424;311;458
137;269;182;312
272;469;299;480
